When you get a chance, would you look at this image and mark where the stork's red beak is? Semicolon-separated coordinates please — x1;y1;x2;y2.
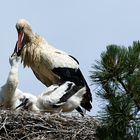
17;32;24;52
11;32;24;57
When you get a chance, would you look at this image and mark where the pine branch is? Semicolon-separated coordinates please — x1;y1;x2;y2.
117;77;128;93
117;77;140;111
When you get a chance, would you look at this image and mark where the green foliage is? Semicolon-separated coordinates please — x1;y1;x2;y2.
90;41;140;140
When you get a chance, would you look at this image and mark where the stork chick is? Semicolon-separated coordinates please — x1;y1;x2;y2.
0;55;21;109
16;81;86;116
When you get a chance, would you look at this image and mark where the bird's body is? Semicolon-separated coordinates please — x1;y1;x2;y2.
17;81;86;116
17;91;40;112
0;55;24;109
37;82;86;114
21;35;79;86
12;19;92;112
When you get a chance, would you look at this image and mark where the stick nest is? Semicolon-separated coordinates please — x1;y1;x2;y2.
0;110;98;140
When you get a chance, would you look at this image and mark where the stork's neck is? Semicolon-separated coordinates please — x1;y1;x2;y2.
7;63;19;85
3;64;19;108
22;31;34;46
21;33;43;67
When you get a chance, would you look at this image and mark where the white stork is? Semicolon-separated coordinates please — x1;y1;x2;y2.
0;54;36;110
0;55;21;109
16;81;86;116
16;92;40;112
12;19;92;112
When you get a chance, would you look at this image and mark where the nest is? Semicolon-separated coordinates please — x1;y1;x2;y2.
0;110;98;140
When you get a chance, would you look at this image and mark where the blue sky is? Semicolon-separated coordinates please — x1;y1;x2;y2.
0;0;140;115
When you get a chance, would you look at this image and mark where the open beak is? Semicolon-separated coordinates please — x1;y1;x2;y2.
11;42;18;57
11;32;24;57
17;32;24;52
16;98;28;109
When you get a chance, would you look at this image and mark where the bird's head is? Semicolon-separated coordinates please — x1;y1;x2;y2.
12;19;33;57
16;93;37;111
9;53;20;67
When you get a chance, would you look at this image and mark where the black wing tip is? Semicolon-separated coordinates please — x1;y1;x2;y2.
57;83;78;104
81;101;92;112
75;107;84;117
86;88;92;102
80;89;92;111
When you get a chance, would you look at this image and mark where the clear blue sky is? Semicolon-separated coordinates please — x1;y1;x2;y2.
0;0;140;115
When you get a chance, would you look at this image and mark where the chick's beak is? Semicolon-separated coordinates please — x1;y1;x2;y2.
16;98;28;109
11;42;18;57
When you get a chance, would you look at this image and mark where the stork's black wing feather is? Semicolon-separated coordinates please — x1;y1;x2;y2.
52;68;85;86
76;107;84;117
52;67;92;111
57;84;79;104
51;82;84;116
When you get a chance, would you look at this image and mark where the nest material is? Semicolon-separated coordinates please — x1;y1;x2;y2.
0;110;98;140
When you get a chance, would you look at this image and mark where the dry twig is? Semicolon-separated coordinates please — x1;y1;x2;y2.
0;110;99;140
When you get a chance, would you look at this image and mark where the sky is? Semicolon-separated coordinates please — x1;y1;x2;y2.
0;0;140;116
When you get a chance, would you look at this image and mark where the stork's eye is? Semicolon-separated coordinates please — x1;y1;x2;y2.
17;26;24;33
21;27;24;30
19;27;24;32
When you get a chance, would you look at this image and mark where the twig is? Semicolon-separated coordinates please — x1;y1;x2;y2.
0;110;98;140
72;127;85;140
0;117;9;138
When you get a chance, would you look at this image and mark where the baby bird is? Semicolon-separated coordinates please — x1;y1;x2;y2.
0;54;21;109
16;81;86;116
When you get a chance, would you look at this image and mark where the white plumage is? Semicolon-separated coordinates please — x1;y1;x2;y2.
16;81;86;116
0;54;85;116
12;19;92;112
0;55;22;109
0;55;36;110
17;92;40;112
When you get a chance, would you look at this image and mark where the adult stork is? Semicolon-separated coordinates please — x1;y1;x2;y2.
16;81;86;116
12;19;92;112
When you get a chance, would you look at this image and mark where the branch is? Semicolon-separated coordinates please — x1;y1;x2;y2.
117;77;140;111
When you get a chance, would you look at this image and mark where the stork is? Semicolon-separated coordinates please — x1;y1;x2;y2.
0;54;36;110
12;19;92;112
17;92;40;112
16;81;86;116
0;55;22;109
